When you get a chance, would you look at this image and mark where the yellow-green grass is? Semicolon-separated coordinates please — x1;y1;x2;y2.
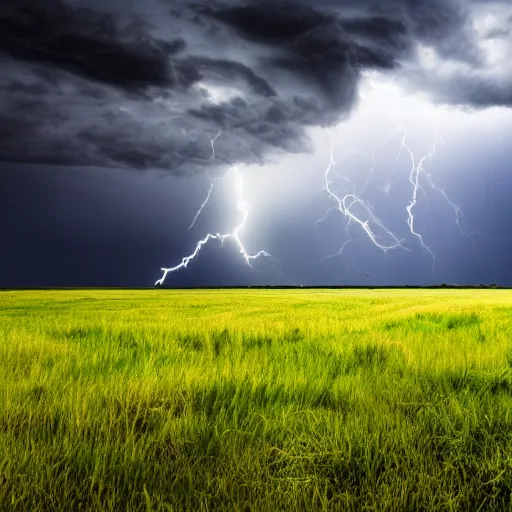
2;289;512;511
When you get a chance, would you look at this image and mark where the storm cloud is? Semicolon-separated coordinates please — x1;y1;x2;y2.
0;0;510;173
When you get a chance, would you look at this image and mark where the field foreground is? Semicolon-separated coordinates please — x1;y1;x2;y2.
2;289;512;511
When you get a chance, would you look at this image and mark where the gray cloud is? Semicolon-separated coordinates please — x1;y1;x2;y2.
0;0;510;173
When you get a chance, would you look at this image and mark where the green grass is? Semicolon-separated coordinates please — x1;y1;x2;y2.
2;289;512;511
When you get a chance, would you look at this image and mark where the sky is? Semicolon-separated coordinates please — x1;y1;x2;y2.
1;0;512;287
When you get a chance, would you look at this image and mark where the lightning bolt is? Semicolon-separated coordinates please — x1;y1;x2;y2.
188;130;223;230
401;131;437;266
317;127;465;272
157;121;466;286
155;132;272;287
317;131;406;260
401;129;465;268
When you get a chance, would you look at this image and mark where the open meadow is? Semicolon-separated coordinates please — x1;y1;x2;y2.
1;288;512;511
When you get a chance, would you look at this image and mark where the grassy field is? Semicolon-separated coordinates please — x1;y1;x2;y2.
1;289;512;511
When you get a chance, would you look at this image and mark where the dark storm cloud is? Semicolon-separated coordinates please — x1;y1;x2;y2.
0;0;510;173
0;0;191;90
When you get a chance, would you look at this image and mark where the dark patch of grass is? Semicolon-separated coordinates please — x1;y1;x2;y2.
415;312;481;331
61;325;105;342
445;313;481;330
346;344;404;373
211;328;231;356
444;369;482;392
507;348;512;368
186;380;350;420
485;372;512;395
176;333;205;351
283;327;304;343
385;312;481;333
27;385;46;402
244;334;273;350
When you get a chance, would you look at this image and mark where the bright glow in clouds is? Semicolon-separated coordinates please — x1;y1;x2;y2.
200;83;244;105
156;73;511;286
